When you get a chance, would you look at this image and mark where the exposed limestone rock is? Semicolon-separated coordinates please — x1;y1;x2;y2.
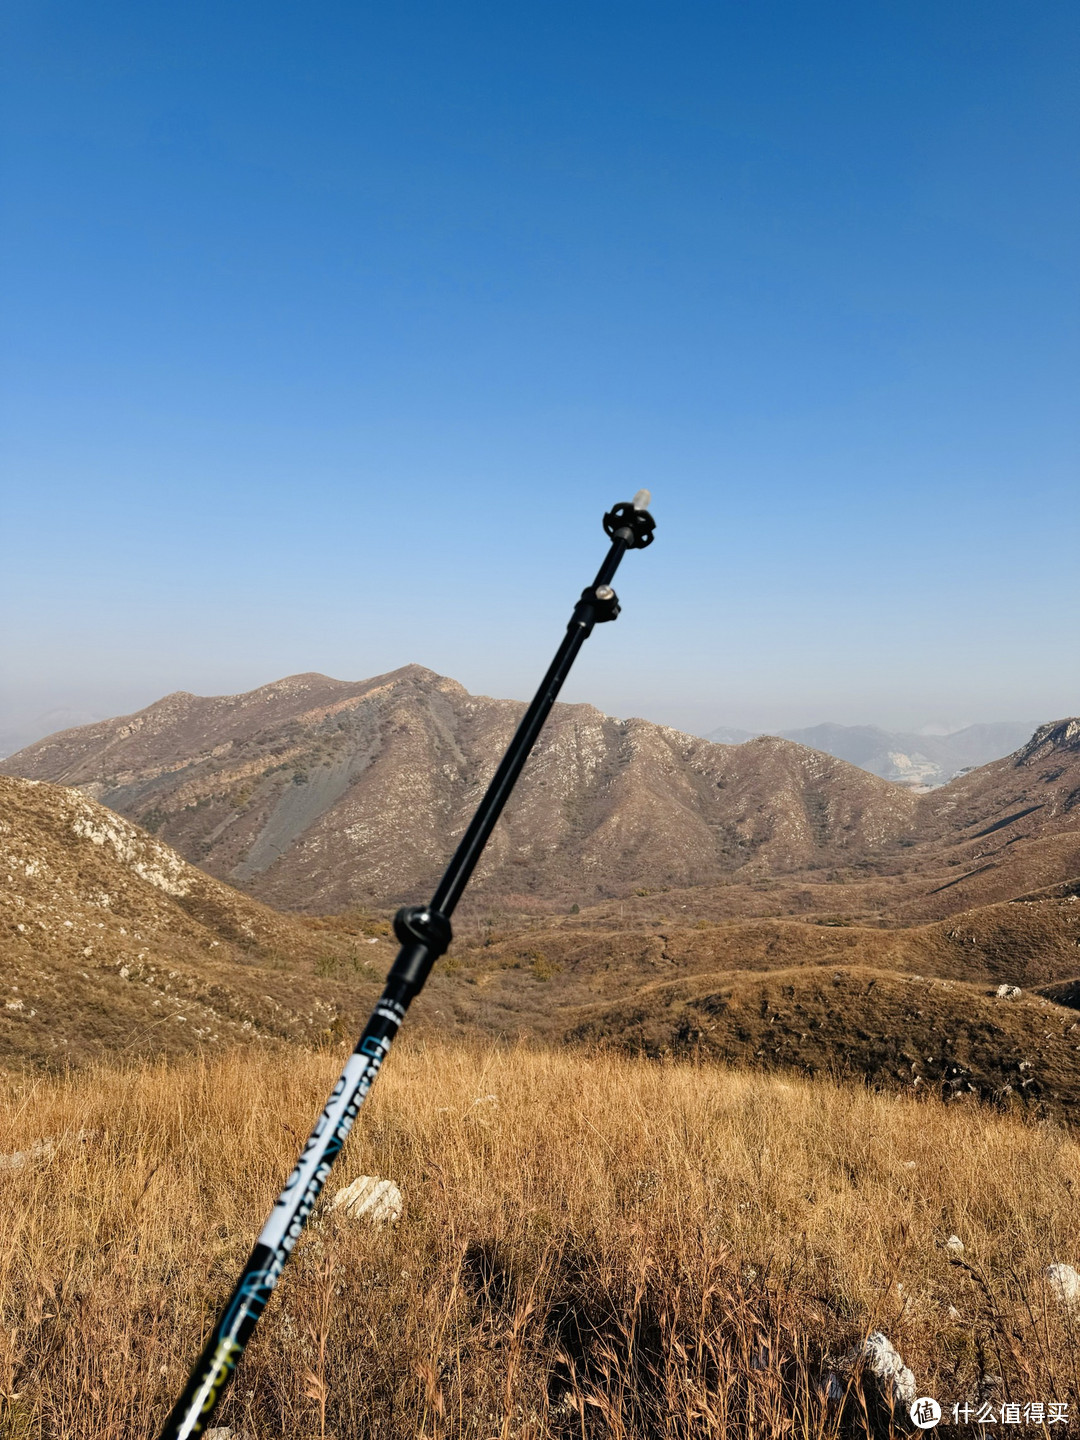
1018;718;1080;763
0;1138;56;1172
0;1128;98;1172
330;1175;403;1225
823;1331;918;1433
995;984;1022;999
822;1370;845;1402
70;800;192;896
1047;1263;1080;1308
857;1332;917;1413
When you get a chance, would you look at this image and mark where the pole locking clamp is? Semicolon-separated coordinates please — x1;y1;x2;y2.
591;584;620;622
570;583;620;634
392;905;453;955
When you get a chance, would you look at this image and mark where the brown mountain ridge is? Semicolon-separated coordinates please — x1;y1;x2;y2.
6;668;1080;934
1;666;919;912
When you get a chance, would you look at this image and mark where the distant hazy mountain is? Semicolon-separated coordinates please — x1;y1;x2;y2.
702;725;758;746
704;720;1037;788
0;707;104;760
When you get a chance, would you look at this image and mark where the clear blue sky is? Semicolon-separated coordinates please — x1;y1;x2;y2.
2;0;1077;744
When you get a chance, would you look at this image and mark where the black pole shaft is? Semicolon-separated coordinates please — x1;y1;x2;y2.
432;535;626;916
157;508;650;1440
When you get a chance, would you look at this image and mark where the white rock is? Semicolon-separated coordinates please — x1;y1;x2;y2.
0;1127;96;1174
995;984;1022;999
945;1235;964;1257
330;1175;403;1225
860;1332;917;1410
947;1305;962;1321
1047;1263;1080;1307
0;1138;56;1172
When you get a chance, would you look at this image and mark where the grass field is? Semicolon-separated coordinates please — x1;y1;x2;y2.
1;1041;1078;1438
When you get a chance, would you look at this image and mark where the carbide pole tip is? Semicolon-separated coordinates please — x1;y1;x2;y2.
632;489;652;511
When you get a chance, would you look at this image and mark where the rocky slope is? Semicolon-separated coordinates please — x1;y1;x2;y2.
915;720;1080;842
0;774;396;1066
860;719;1080;919
1;667;918;911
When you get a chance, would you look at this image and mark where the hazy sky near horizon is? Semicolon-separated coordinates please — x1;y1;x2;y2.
2;1;1078;744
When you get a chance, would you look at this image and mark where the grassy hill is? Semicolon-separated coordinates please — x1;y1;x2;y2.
3;1042;1078;1438
0;773;393;1065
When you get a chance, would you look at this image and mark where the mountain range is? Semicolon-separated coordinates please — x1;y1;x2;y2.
7;667;1080;1118
5;668;1080;926
1;667;921;911
705;720;1037;788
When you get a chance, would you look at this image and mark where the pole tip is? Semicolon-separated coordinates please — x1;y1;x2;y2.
632;489;652;511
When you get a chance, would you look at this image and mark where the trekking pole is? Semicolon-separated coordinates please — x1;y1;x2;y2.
157;491;657;1439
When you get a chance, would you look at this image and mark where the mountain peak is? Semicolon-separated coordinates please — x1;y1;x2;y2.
1017;718;1080;764
257;672;343;692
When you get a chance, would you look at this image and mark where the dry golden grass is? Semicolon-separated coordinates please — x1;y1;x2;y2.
1;1041;1078;1438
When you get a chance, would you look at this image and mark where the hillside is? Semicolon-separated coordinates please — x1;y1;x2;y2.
429;882;1080;1117
6;768;1080;1121
449;880;1080;1001
914;718;1080;843
1;666;919;911
567;964;1080;1123
856;719;1080;920
0;774;396;1066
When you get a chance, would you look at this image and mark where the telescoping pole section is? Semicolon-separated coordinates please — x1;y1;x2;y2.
158;493;657;1439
